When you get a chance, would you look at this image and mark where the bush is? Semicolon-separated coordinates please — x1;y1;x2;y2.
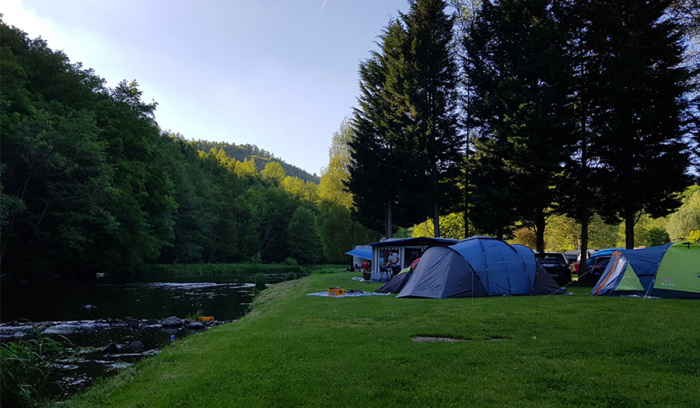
186;309;204;321
0;329;64;407
254;273;268;291
283;257;298;266
283;272;298;281
250;253;262;264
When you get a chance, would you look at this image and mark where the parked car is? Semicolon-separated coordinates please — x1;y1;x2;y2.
564;250;580;264
579;248;617;285
534;252;572;286
566;249;598;275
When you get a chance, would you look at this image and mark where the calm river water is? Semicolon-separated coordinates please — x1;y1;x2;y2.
1;276;256;323
0;273;280;400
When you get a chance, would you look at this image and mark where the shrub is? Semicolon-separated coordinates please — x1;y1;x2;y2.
283;257;298;266
0;329;64;407
254;273;268;291
186;309;204;321
283;272;298;281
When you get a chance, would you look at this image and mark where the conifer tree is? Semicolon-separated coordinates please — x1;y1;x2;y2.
349;0;461;238
349;20;415;238
585;0;692;248
399;0;462;238
464;0;576;250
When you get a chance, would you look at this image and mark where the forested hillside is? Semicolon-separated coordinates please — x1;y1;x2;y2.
0;22;376;280
193;140;319;183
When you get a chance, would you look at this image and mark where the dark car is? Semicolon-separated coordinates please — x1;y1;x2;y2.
578;248;617;285
534;252;572;286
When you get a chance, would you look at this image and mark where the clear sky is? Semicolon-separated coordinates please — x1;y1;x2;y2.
3;0;411;176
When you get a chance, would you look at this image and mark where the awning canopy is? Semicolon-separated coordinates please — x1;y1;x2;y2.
346;247;372;260
369;237;458;247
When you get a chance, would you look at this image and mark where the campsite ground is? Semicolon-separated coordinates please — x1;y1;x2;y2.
65;272;700;407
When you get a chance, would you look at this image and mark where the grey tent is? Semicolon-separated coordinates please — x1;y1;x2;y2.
397;237;562;299
375;272;413;294
397;246;488;298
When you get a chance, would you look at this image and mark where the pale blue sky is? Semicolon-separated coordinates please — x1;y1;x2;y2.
3;0;411;176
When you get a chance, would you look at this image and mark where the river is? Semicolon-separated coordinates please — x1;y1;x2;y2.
0;273;280;401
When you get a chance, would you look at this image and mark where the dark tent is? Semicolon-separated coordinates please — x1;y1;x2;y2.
396;246;488;298
397;237;562;299
376;272;413;294
511;244;565;295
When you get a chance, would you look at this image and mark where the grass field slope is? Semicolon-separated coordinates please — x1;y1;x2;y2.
67;273;700;407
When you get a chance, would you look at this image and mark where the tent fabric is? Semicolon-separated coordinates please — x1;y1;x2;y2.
369;237;459;247
532;263;566;295
396;246;487;298
511;244;563;295
396;237;562;299
451;237;531;296
376;272;413;293
617;245;669;277
591;251;628;296
511;244;540;287
591;242;700;299
345;247;372;260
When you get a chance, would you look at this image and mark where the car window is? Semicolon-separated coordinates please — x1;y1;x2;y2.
537;254;567;265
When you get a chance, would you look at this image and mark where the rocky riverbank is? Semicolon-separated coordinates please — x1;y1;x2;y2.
0;316;231;400
0;315;228;341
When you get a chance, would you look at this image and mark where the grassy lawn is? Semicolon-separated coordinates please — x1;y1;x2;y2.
66;272;700;407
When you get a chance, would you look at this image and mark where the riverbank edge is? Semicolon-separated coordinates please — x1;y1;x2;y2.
62;272;700;407
61;272;329;407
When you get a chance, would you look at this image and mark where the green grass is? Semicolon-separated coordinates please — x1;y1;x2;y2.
65;273;700;407
139;263;303;276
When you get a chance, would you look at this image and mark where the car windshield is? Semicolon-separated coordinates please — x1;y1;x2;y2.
537;254;566;265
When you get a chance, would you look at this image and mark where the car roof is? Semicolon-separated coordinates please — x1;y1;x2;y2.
589;248;618;258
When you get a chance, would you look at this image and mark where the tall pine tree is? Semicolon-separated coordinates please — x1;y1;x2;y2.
465;0;576;250
399;0;462;238
349;0;461;238
349;20;421;237
587;0;692;248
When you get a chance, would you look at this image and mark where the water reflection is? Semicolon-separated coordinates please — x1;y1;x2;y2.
1;278;260;323
0;274;279;401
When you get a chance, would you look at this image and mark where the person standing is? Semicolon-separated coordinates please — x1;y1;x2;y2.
386;251;400;277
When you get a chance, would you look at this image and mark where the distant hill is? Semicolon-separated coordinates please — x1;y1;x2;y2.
194;140;320;183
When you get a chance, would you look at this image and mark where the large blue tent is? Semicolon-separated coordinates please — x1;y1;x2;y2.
397;237;562;299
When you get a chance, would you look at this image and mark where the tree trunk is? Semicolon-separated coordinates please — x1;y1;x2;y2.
432;168;440;238
580;217;589;261
464;132;471;240
536;214;546;253
386;200;393;239
625;211;635;249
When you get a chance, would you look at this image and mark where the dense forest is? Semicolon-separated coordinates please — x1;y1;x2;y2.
193;139;319;183
347;0;700;263
0;21;377;280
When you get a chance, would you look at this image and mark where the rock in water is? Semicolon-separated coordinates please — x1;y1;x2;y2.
129;341;143;352
185;321;205;330
102;342;119;354
162;316;183;328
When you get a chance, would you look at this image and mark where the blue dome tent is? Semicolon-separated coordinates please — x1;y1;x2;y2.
591;242;700;299
397;237;562;299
